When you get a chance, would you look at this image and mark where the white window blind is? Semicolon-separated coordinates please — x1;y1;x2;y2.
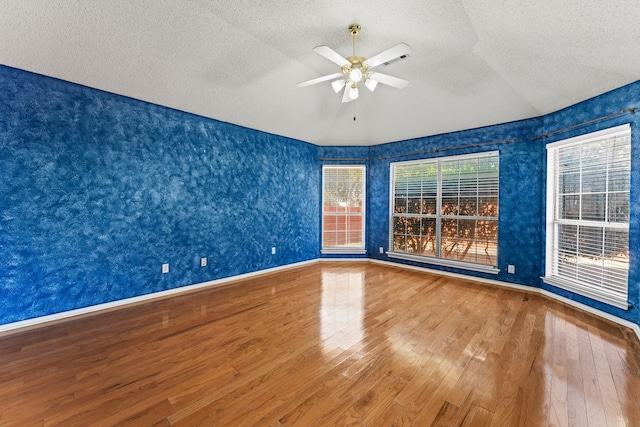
322;165;366;254
389;151;499;273
544;124;631;309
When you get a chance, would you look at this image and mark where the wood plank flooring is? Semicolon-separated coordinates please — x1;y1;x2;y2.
1;262;639;426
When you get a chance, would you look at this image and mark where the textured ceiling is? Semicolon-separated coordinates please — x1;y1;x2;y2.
1;1;639;146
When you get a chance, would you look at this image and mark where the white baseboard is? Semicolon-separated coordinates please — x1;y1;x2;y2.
2;257;639;344
370;258;640;342
538;289;640;341
369;258;534;292
0;259;317;336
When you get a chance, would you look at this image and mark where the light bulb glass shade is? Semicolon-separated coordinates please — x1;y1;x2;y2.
348;85;359;100
349;68;363;83
331;79;346;93
364;79;379;92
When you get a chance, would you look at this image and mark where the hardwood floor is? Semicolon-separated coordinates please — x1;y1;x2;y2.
1;262;639;426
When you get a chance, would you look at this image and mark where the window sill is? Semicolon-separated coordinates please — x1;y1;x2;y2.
321;248;367;255
386;251;500;275
542;276;629;310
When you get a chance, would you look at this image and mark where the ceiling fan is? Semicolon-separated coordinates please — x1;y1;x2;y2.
297;24;411;103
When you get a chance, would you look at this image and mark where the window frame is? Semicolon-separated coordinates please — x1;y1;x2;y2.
321;165;366;254
544;124;631;310
387;151;500;274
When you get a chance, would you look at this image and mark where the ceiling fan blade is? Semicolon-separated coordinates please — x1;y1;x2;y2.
342;84;352;103
368;72;409;89
363;42;411;69
296;73;344;88
313;45;350;67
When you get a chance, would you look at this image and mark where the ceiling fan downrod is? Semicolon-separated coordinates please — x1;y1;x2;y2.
345;24;366;77
349;24;361;57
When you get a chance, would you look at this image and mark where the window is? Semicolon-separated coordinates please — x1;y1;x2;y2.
544;124;630;309
389;151;499;273
322;165;366;254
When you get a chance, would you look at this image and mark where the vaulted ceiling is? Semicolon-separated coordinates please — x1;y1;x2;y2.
1;1;639;146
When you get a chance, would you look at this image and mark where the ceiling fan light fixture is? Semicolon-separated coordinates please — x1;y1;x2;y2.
332;79;346;93
364;78;379;92
348;85;359;100
349;68;363;83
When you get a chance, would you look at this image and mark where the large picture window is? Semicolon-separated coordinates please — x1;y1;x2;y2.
544;124;631;309
322;165;366;254
389;151;499;273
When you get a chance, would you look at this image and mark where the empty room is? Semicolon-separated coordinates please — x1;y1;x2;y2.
1;1;639;426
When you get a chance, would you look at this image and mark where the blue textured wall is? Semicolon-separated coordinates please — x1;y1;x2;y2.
0;65;319;325
1;62;639;330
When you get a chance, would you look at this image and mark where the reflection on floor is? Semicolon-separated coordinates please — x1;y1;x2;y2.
321;271;364;352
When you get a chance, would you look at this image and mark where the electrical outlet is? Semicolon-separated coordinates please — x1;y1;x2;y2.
379;247;384;254
507;264;515;274
271;247;276;255
200;257;207;267
162;263;169;274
